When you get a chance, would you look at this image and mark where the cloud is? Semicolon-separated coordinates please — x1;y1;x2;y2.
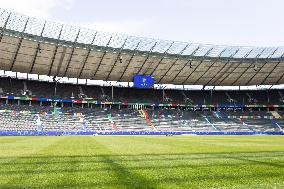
0;0;75;19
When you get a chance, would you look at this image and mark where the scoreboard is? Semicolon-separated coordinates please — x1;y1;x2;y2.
133;75;155;89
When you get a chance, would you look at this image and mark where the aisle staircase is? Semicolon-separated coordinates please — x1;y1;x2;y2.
270;111;282;119
107;114;119;131
139;110;158;131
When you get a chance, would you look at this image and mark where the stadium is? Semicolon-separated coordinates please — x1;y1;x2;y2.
0;4;284;189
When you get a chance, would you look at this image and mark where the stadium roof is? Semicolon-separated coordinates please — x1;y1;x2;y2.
0;8;284;86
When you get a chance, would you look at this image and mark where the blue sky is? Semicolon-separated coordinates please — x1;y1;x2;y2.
1;0;284;46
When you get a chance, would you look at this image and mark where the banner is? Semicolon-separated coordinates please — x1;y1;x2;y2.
1;95;284;109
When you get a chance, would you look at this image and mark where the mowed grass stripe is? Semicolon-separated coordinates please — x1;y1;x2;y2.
0;136;67;188
0;136;283;188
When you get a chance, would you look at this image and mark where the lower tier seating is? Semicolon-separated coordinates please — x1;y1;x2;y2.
0;104;283;133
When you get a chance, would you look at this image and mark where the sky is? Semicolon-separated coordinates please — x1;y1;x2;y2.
0;0;284;47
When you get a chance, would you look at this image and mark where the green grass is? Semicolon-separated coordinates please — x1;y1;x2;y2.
0;136;284;189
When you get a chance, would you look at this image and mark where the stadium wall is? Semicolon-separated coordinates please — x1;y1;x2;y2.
0;131;282;136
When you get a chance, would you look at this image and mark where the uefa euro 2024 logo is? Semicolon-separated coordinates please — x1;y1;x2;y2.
141;78;147;87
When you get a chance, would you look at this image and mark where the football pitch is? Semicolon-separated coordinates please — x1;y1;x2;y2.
0;136;284;189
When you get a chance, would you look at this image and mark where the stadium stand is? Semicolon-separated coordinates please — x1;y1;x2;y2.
0;8;283;136
0;77;284;135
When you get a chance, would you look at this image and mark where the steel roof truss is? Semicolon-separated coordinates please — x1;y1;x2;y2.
182;47;214;84
260;48;282;85
9;17;29;71
171;46;201;83
157;44;190;83
192;48;222;85
63;29;81;77
208;48;240;86
55;47;66;76
275;53;284;85
105;37;128;81
92;36;113;78
148;41;174;76
244;48;273;85
47;25;64;76
29;21;46;73
181;60;202;84
135;42;158;75
0;13;11;42
78;32;97;78
230;49;254;85
276;71;284;85
118;41;142;81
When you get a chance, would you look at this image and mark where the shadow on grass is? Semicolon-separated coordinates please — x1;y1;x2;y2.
0;151;283;166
